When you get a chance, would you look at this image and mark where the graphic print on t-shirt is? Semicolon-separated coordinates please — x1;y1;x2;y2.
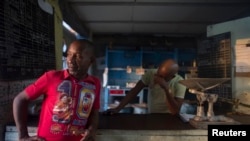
52;80;73;124
76;88;95;119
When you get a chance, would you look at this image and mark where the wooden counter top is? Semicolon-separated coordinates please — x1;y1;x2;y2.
98;113;195;130
9;113;250;130
99;113;250;129
5;113;250;141
15;113;194;130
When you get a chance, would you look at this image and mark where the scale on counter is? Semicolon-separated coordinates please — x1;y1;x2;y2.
179;78;241;129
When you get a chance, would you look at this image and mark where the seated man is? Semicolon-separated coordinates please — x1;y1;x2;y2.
105;59;186;115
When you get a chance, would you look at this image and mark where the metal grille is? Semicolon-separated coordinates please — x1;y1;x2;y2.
0;0;55;80
198;32;232;99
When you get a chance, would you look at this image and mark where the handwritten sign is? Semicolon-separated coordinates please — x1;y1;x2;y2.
235;38;250;73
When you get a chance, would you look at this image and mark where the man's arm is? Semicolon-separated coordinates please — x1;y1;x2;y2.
115;80;146;112
162;88;184;115
154;76;184;115
104;80;146;114
81;109;99;141
87;109;99;134
13;90;30;139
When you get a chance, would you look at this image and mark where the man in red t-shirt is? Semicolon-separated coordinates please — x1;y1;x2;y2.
13;39;101;141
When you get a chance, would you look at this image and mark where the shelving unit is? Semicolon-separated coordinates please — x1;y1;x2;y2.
104;46;197;111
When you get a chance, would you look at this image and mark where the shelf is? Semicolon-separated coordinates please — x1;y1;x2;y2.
109;68;126;71
235;72;250;77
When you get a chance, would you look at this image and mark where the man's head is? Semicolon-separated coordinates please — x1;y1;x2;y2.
66;39;95;79
156;59;179;81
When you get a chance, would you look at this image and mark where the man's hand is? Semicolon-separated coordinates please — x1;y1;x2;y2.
153;75;169;89
102;108;119;115
80;129;96;141
19;135;45;141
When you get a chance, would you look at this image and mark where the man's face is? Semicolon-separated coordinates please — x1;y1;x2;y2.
66;42;92;78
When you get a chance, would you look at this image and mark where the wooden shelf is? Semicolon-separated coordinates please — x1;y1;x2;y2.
235;72;250;77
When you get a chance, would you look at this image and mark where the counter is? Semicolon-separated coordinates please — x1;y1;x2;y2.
96;113;250;141
99;113;194;130
97;113;203;141
5;113;250;141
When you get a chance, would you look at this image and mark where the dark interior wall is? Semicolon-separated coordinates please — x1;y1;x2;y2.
92;34;197;58
0;79;36;140
93;34;197;49
0;0;56;140
91;33;199;69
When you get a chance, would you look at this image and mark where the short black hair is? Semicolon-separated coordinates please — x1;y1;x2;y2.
77;39;95;54
64;39;95;57
76;39;96;62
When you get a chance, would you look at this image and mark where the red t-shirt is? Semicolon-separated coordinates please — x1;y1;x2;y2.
25;70;101;141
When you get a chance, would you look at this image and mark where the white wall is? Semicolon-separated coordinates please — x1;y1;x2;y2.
206;16;250;98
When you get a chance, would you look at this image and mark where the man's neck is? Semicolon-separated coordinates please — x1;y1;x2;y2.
73;73;88;81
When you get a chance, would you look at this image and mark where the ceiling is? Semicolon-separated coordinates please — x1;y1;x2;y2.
64;0;250;37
